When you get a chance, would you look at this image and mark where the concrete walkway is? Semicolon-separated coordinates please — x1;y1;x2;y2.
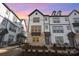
0;46;23;56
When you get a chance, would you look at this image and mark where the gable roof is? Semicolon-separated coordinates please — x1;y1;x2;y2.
29;9;79;17
49;14;68;17
68;10;79;16
28;9;44;16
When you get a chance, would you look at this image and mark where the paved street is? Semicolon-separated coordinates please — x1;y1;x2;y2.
0;45;23;56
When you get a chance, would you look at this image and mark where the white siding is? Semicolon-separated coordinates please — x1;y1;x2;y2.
0;3;23;46
69;11;79;33
50;25;70;44
29;11;44;33
28;9;79;46
50;17;69;24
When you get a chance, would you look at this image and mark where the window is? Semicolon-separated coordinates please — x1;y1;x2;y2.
31;25;41;32
37;39;39;42
65;17;69;21
32;36;39;42
6;10;10;16
73;18;79;23
67;25;71;30
53;17;60;23
52;26;64;33
45;25;48;30
36;13;38;15
55;36;64;44
9;23;17;32
76;30;79;33
74;27;79;33
33;37;35;42
13;16;17;22
74;13;76;15
1;19;8;28
33;17;40;23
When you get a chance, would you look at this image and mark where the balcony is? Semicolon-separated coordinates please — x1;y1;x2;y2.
31;32;41;36
72;23;79;27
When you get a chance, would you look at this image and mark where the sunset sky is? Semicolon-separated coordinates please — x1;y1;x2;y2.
6;3;79;20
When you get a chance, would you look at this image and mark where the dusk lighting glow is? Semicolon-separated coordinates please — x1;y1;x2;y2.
6;3;79;19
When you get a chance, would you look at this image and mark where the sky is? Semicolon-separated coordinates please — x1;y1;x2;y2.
5;3;79;31
6;3;79;20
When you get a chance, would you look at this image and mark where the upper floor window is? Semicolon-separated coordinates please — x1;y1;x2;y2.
1;18;8;28
74;13;77;15
6;10;10;16
52;26;64;33
35;13;38;15
74;27;79;33
55;36;64;44
73;18;79;23
53;17;60;23
13;16;17;22
31;25;41;32
65;17;69;21
33;17;40;23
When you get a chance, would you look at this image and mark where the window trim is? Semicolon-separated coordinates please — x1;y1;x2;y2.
53;17;60;23
33;17;40;23
55;36;64;44
52;26;64;33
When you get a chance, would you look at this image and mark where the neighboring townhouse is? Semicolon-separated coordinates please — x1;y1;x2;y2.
0;3;25;47
28;9;79;47
69;10;79;47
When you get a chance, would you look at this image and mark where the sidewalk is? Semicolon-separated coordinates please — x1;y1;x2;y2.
0;45;23;56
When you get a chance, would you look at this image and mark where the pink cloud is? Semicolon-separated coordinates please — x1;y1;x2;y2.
15;10;31;19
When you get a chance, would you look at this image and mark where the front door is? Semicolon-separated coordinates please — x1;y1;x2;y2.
45;36;50;45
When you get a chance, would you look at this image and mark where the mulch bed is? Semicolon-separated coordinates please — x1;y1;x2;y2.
20;44;79;56
19;51;79;56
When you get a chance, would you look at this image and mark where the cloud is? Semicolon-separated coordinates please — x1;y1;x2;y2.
6;3;79;19
15;10;31;19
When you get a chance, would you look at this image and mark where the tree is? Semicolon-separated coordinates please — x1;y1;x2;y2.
67;32;75;47
0;28;8;47
16;33;26;45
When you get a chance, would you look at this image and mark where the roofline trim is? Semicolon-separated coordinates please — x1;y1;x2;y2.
2;3;21;21
29;9;79;17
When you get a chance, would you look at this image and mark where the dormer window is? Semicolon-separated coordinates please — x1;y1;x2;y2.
36;13;38;15
74;13;76;15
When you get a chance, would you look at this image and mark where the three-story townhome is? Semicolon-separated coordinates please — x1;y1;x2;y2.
28;9;45;46
28;9;79;47
69;10;79;47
